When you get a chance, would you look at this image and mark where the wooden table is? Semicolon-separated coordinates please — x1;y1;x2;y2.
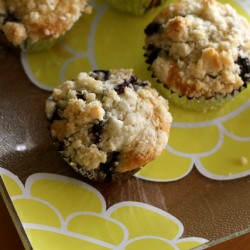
0;193;24;250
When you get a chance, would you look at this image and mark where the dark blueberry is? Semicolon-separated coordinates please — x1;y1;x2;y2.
50;109;61;121
145;47;161;64
114;81;134;95
56;141;65;152
76;92;86;101
138;81;150;87
129;75;138;83
146;43;157;51
132;79;150;88
0;13;6;18
100;151;120;181
236;57;250;83
144;22;161;36
92;70;110;81
128;75;149;88
3;12;20;24
92;122;104;144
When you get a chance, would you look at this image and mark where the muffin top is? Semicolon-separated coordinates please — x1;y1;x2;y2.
144;0;250;98
0;0;91;46
45;69;172;180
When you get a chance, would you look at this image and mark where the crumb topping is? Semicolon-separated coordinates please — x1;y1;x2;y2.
46;69;172;174
240;156;248;166
145;0;250;98
0;0;92;45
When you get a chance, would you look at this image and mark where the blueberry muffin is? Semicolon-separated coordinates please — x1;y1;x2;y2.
0;0;92;51
144;0;250;111
106;0;167;15
45;69;172;181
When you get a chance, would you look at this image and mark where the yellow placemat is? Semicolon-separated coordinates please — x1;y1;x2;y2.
0;168;208;250
21;0;250;182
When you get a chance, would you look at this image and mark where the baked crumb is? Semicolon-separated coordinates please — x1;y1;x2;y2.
240;156;248;166
0;0;92;46
1;21;27;45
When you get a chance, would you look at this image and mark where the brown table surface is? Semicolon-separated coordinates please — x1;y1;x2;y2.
1;46;250;249
0;192;24;250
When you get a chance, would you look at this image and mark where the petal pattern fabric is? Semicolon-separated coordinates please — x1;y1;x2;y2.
0;168;208;249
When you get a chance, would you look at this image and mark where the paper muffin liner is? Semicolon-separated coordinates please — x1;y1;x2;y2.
21;37;60;52
143;49;248;112
0;31;59;52
106;0;167;15
153;80;247;112
62;154;140;183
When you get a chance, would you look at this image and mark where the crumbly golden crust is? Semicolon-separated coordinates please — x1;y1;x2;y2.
46;69;172;180
0;0;91;46
145;0;250;99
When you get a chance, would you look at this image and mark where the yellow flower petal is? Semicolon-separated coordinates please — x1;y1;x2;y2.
25;228;111;250
169;126;220;154
175;237;208;250
67;213;127;245
13;198;61;227
22;44;72;90
125;237;176;250
27;174;105;218
64;57;92;81
94;4;157;73
136;149;192;181
223;105;250;138
1;174;23;197
108;202;183;241
63;13;93;52
199;135;250;178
